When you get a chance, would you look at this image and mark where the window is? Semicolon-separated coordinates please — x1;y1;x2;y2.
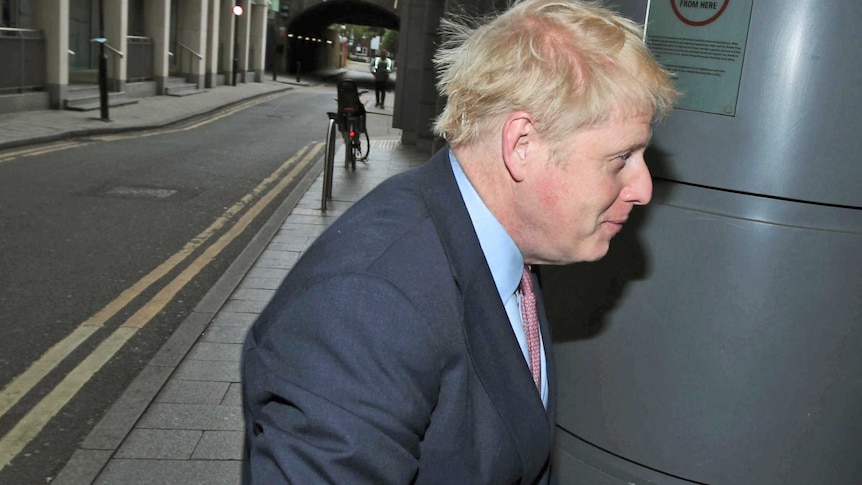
128;0;146;36
1;0;35;28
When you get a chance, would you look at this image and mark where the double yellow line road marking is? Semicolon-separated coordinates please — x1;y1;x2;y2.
0;136;322;471
0;141;88;164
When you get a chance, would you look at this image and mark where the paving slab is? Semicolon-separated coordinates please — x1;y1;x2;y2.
200;324;253;345
171;359;241;383
94;459;241;485
186;342;244;362
191;431;245;460
137;403;244;431
114;429;203;460
155;380;231;405
210;311;258;327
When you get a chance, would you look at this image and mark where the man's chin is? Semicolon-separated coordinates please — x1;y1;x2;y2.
578;241;612;263
534;243;610;265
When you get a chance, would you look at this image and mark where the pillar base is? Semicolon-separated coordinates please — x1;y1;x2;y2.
47;83;68;110
109;79;126;93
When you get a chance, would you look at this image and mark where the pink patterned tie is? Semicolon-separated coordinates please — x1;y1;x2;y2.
520;265;541;392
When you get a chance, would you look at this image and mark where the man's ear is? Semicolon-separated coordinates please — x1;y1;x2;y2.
501;112;535;183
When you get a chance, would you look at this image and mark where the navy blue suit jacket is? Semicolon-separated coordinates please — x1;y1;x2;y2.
242;148;557;484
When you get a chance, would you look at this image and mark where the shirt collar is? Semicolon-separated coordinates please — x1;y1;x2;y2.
449;150;523;302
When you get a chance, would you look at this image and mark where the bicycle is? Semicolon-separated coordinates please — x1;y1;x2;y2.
327;80;370;170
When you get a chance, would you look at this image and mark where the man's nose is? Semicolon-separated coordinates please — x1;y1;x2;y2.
622;161;653;206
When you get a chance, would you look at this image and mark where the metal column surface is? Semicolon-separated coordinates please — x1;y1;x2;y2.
548;1;862;484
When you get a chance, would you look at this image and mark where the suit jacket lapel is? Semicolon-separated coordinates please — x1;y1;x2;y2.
417;149;553;479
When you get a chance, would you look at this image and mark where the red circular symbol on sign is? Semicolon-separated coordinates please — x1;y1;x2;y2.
670;0;730;26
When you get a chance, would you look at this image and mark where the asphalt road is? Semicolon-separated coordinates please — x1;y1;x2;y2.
0;75;395;484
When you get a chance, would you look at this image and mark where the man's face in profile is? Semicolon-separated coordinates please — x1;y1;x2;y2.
521;113;654;265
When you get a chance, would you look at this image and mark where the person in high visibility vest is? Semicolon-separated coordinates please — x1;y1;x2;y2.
371;51;393;108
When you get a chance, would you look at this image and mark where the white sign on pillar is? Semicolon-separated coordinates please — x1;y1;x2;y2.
645;0;754;116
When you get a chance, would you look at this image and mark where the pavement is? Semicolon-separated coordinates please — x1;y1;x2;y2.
1;73;428;484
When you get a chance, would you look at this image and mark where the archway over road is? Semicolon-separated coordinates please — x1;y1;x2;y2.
277;0;399;74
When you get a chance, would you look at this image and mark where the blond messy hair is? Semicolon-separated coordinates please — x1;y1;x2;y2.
433;0;678;155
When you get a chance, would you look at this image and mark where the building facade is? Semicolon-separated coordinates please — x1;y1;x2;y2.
0;0;270;113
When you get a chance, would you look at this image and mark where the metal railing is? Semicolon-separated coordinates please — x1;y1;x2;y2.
173;41;202;81
102;41;124;58
127;35;153;81
0;27;45;93
99;39;124;89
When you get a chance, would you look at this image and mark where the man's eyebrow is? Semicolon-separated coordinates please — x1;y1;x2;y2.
615;138;650;156
627;139;649;150
629;130;654;151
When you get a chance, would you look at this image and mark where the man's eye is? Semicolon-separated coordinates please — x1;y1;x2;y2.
619;152;632;161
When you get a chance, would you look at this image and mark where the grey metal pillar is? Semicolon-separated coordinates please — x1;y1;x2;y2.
548;1;862;483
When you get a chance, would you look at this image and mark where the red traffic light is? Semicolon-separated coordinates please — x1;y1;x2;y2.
232;4;243;15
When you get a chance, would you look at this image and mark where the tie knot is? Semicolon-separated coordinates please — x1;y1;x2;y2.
520;265;534;294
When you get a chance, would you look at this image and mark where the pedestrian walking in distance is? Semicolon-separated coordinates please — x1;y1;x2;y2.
371;50;393;108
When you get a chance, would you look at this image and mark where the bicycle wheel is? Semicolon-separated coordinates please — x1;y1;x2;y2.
359;130;370;162
343;132;352;169
352;139;362;166
344;117;356;170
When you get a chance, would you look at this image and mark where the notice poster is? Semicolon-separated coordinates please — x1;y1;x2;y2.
645;0;754;116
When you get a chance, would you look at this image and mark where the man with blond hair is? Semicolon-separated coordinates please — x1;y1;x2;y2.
242;1;677;483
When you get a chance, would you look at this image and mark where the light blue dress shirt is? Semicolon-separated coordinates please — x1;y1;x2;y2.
449;152;548;408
